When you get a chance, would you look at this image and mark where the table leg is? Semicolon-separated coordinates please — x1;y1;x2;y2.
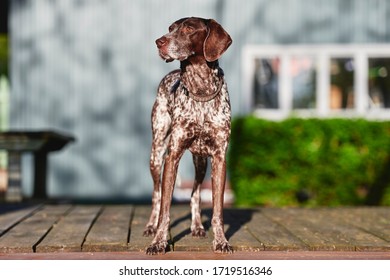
33;151;48;199
6;152;22;202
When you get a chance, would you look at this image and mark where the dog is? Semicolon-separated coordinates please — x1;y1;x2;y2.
144;17;233;255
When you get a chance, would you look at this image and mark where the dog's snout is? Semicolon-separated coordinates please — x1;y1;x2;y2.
156;37;168;48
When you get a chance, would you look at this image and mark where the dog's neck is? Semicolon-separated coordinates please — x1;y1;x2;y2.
180;59;222;98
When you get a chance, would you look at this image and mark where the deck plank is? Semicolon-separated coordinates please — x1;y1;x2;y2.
0;205;72;253
83;205;133;252
246;209;308;251
318;209;390;251
128;206;156;252
1;250;390;260
331;207;390;243
224;209;264;251
170;206;212;252
0;205;42;236
170;207;264;252
35;205;101;253
263;208;390;251
305;208;390;251
263;208;354;251
0;204;389;254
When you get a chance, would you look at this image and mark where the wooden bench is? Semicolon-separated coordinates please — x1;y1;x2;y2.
0;131;75;201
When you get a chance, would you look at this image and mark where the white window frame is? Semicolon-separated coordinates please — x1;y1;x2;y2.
242;44;390;120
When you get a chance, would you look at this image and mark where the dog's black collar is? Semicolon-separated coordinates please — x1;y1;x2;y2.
170;67;224;102
171;78;223;102
170;79;181;94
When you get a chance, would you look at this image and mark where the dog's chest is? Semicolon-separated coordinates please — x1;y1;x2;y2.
171;85;231;156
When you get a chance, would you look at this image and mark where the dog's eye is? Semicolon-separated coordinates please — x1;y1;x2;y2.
168;23;177;32
183;26;195;33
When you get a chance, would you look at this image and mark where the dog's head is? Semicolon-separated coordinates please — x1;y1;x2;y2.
156;17;232;63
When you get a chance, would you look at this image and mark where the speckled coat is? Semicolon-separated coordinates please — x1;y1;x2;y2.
144;17;233;255
154;65;231;158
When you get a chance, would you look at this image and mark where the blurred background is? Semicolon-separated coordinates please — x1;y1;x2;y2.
0;0;390;205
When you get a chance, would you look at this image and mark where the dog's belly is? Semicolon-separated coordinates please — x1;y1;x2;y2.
188;131;216;157
187;122;230;157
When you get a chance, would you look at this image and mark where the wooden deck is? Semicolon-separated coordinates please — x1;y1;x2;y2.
0;204;389;259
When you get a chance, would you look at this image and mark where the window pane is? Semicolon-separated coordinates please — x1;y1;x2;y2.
330;58;355;109
291;56;316;109
253;58;279;109
368;58;390;108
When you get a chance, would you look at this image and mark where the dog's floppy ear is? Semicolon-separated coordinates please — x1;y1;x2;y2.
203;19;232;62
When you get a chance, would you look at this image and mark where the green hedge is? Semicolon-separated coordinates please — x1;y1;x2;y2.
228;117;390;207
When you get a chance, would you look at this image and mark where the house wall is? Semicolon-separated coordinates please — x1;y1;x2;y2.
9;0;390;200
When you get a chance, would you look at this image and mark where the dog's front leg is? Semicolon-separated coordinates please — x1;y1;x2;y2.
146;147;184;255
211;153;233;253
144;138;168;236
144;101;171;237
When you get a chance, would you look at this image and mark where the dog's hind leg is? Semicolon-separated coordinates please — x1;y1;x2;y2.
190;155;207;237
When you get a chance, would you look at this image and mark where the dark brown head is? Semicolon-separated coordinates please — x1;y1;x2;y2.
155;17;232;63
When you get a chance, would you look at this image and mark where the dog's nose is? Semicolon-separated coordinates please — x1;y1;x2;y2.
156;37;168;48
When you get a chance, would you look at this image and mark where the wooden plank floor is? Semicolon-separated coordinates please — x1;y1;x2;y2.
0;204;389;258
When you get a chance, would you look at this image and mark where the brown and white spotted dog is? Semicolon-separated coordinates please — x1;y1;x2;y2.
144;17;233;255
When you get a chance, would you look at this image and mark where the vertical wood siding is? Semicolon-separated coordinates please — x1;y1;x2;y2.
9;0;390;199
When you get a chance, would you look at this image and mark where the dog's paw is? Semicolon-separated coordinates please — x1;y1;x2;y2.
191;227;206;238
213;240;234;254
143;226;156;237
145;241;168;255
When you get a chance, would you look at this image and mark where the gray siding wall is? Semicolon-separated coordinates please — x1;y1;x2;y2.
9;0;390;199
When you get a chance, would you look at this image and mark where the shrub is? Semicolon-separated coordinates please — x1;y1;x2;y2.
228;117;390;207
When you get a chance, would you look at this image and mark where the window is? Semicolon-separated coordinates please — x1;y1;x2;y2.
368;58;390;109
291;56;316;109
243;45;390;119
330;58;355;110
253;58;279;109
